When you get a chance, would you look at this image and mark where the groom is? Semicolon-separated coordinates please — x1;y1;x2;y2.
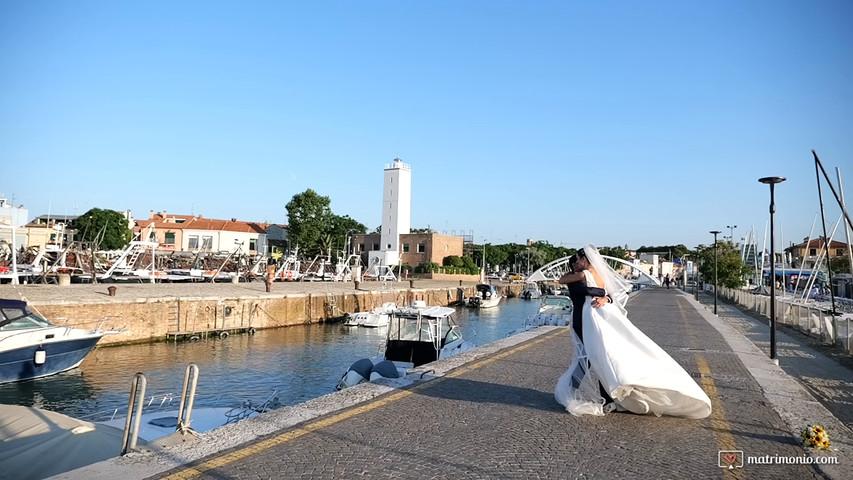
564;254;615;406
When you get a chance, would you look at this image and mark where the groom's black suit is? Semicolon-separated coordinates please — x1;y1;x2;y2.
566;280;614;403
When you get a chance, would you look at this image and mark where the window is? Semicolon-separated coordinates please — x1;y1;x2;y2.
373;243;379;250
188;236;199;249
149;232;156;241
417;243;426;253
386;244;392;249
809;248;817;256
402;243;409;252
202;236;213;249
836;249;844;257
165;232;175;245
250;239;257;251
360;243;365;252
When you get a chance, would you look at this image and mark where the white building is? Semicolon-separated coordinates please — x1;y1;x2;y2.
0;198;28;228
368;158;412;271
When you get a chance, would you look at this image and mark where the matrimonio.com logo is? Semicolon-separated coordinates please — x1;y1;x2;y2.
719;449;838;469
719;451;744;469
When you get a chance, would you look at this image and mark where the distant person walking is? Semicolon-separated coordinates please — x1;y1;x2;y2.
663;274;671;289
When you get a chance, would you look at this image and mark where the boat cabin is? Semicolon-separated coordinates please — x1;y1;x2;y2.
383;305;462;367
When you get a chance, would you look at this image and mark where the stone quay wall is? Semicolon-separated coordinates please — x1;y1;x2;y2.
6;281;524;346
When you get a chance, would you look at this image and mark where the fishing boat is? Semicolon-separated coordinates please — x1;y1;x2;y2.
336;301;475;389
0;299;116;384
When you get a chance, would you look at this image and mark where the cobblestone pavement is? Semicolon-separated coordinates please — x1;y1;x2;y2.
53;288;851;480
692;290;853;432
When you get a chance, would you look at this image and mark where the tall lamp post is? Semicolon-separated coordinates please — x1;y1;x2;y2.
726;224;737;242
759;176;786;364
710;230;721;314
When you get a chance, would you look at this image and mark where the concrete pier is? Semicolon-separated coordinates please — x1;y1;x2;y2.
46;288;852;480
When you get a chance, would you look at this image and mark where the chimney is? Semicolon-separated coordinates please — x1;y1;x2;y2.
231;218;237;222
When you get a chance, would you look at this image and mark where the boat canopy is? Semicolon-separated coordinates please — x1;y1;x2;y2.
0;298;31;328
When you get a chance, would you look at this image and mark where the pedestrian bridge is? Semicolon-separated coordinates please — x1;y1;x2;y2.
526;255;662;287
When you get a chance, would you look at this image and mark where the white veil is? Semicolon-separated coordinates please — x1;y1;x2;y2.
582;244;632;315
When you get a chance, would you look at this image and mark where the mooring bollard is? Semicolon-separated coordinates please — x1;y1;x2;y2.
409;279;415;289
107;286;117;297
354;280;361;290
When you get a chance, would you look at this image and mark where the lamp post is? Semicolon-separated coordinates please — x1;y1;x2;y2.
726;224;737;242
710;230;721;314
759;176;786;364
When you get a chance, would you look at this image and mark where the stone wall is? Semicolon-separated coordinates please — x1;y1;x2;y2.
35;286;478;346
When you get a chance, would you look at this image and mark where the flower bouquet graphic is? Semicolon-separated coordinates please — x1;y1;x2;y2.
718;450;743;469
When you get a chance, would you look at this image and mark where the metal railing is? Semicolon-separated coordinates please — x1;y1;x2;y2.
718;286;852;355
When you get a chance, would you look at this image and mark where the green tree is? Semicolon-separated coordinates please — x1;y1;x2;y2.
600;246;629;260
696;241;750;288
73;208;132;250
829;255;851;275
328;214;366;254
443;255;464;268
285;189;333;256
636;244;690;260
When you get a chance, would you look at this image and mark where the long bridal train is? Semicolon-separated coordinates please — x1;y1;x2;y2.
555;297;712;419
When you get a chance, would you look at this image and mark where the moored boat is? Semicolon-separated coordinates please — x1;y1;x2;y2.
519;281;542;300
0;299;116;384
465;284;502;308
336;301;475;389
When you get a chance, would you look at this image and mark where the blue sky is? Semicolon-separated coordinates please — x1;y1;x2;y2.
1;1;851;251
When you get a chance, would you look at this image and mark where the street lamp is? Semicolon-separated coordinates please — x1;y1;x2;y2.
726;225;737;242
759;176;786;364
710;231;721;314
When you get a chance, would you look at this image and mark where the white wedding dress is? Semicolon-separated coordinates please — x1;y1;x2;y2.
555;270;712;419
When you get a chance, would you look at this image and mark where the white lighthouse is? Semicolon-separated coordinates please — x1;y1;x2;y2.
368;157;411;275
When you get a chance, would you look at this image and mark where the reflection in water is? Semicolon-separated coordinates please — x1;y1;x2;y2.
0;299;541;419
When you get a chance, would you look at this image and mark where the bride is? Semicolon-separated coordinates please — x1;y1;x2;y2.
554;244;711;419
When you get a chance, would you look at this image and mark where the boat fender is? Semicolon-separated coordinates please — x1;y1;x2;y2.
370;360;401;379
248;327;256;335
219;331;229;339
34;347;46;365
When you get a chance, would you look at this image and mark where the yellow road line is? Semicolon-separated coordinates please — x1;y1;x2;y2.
162;328;564;479
677;299;745;479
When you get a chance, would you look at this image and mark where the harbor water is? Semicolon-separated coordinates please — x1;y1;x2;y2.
0;298;542;420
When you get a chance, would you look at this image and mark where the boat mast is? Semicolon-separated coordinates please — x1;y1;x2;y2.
813;151;842;314
837;168;853;275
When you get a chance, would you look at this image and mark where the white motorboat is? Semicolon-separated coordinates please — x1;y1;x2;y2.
0;391;278;479
0;403;128;479
526;295;573;328
0;299;117;384
519;281;541;300
336;301;474;389
465;284;502;308
343;302;397;327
